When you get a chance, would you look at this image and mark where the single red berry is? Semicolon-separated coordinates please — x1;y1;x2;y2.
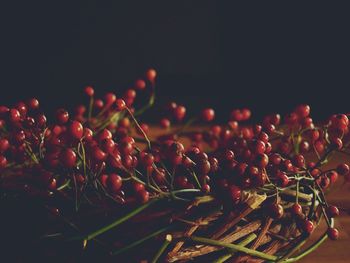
174;105;186;121
228;185;241;204
327;171;338;184
268;203;284;219
255;153;269;168
145;68;157;82
48;178;57;191
175;175;188;188
241;108;251;120
231;109;243;121
84;86;94;96
295;104;310;118
9;108;21;122
137;190;150;203
106;174;122;193
337;163;349;175
276;171;289;187
101;138;116;154
0;155;7;168
291;203;303;216
293;154;305;168
330;137;343;150
27;98;40;109
60;148;77;168
142;153;154;167
160;118;171;128
201;108;215;122
270;153;282;165
92;146;107;161
100;174;108;187
326;205;339;218
83;128;93;141
105;92;117;105
327;227;339;240
55;109;69;124
251;140;266;154
301;219;314;234
202;184;210;193
116;99;126;111
0;139;10;153
135;79;146;90
68;121;83;140
94;99;104;109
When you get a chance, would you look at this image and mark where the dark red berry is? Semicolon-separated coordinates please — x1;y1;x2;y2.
326;205;339;218
134;79;146;90
9;108;21;122
60;148;77;168
336;163;349;175
327;227;339;240
56;109;69;124
268;203;284;219
174;105;186;121
228;185;241;204
107;174;122;193
301;219;314;234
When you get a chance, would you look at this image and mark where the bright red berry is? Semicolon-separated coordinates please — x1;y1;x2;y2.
326;205;339;218
201;108;215;122
84;86;94;97
68;121;83;140
327;227;339;240
145;68;157;82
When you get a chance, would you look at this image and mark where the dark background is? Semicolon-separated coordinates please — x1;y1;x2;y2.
1;1;349;121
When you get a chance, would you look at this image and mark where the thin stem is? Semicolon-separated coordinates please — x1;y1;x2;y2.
84;199;157;242
190;235;278;261
213;233;257;263
151;234;172;263
126;107;151;149
111;226;172;256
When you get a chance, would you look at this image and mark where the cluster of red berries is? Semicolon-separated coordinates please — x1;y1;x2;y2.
0;69;349;242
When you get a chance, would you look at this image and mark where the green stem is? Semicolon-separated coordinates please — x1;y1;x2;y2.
126;107;151;149
213;233;257;263
151;234;172;263
84;199;156;242
190;235;278;261
282;218;334;262
111;225;172;256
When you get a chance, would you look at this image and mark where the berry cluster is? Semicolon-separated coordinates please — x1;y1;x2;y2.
0;69;349;261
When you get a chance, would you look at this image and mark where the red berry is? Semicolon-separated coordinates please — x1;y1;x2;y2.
56;109;69;124
0;155;7;168
106;174;122;193
326;205;339;218
83;128;93;141
295;104;310;118
135;79;146;90
9;108;21;122
92;146;107;161
268;203;284;219
241;108;251;120
105;92;116;105
336;163;349;175
145;68;157;82
201;108;215;122
327;171;338;184
228;185;241;204
60;148;77;168
301;219;314;234
174;105;186;121
291;203;303;216
116;99;126;111
68;121;83;140
293;154;305;168
0;139;10;153
84;86;94;97
160;118;171;128
251;140;266;154
27;98;40;109
277;171;289;187
202;184;210;193
327;227;339;240
137;190;150;203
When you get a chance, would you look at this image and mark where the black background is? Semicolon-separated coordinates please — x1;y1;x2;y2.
1;1;349;122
